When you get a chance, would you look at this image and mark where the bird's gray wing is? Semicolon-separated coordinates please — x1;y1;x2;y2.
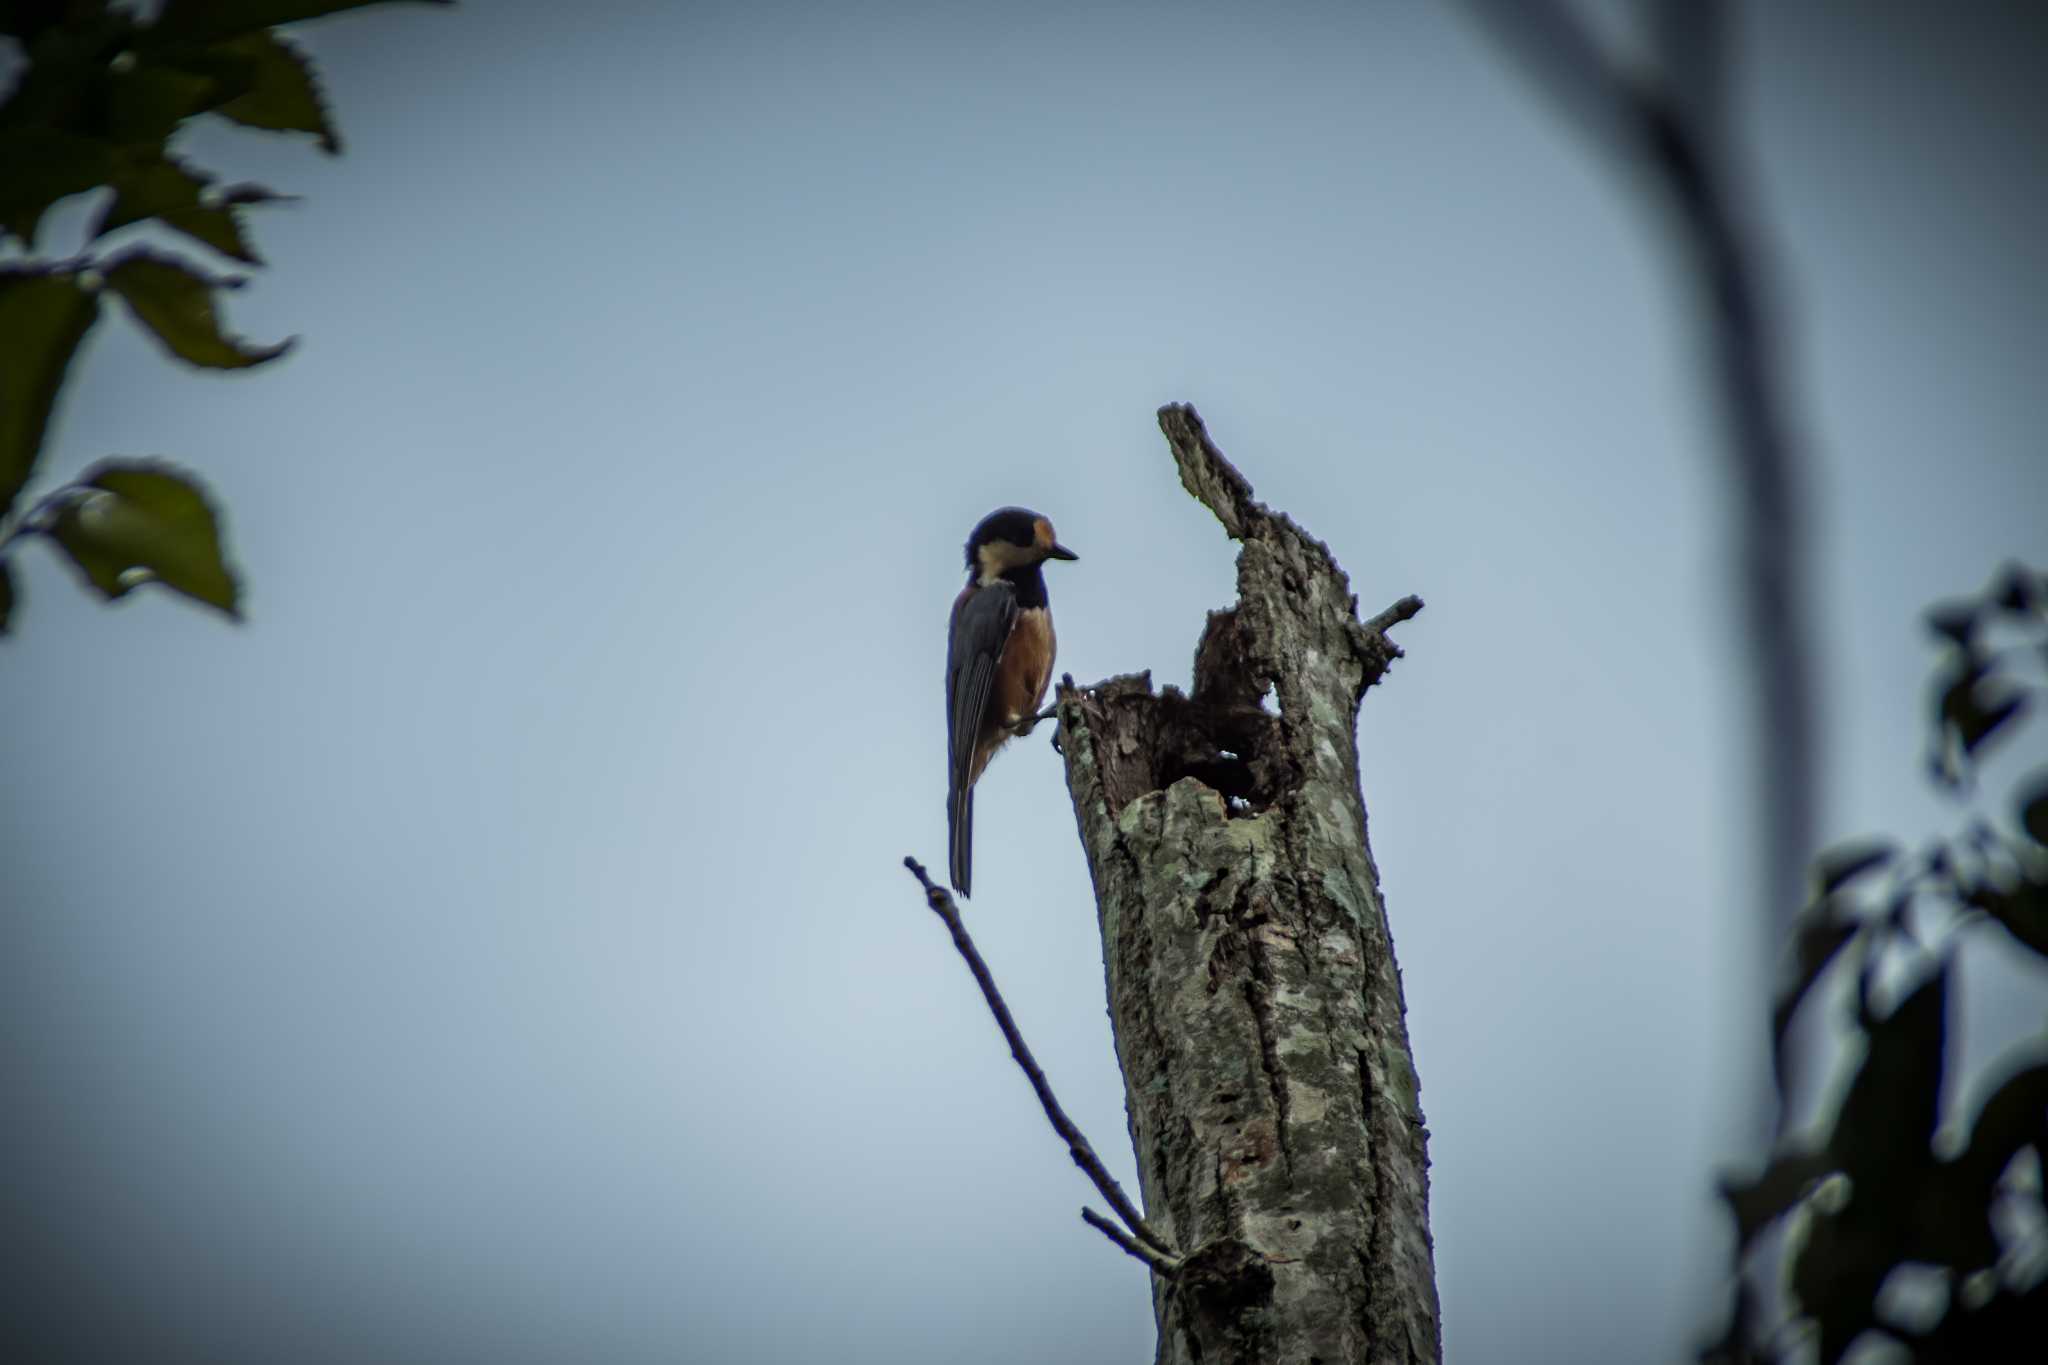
946;582;1017;896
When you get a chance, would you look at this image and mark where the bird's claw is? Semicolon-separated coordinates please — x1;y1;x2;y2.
1017;703;1063;755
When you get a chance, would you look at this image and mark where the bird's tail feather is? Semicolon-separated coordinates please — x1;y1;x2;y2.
949;785;974;897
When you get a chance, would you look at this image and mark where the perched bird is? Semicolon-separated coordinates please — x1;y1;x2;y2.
946;506;1078;896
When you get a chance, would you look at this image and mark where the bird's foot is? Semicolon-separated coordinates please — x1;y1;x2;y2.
1012;704;1058;737
1011;704;1063;754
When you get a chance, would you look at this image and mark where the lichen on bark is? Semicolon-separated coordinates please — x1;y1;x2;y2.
1054;405;1438;1365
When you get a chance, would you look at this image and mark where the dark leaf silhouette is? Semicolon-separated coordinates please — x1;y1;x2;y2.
1830;966;1947;1183
101;250;293;368
104;57;225;146
1962;695;2026;756
3;0;434;637
1778;966;1956;1363
0;269;100;513
49;461;241;616
1948;1047;2048;1260
205;31;343;153
92;155;270;264
1933;659;2028;781
0;559;13;633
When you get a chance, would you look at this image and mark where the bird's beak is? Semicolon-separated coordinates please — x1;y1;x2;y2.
1047;542;1079;561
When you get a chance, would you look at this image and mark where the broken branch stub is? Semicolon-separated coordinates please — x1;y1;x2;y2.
1054;404;1438;1365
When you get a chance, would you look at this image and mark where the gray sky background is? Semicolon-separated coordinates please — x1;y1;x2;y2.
4;1;2045;1361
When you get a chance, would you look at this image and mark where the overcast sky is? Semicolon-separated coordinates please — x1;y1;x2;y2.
4;2;2045;1362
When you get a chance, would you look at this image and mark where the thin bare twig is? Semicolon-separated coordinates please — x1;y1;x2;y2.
902;855;1177;1260
1082;1206;1182;1277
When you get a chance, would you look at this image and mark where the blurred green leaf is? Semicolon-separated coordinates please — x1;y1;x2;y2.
148;0;445;46
207;31;341;152
0;128;116;243
101;250;292;368
92;155;273;263
49;460;240;615
0;268;101;514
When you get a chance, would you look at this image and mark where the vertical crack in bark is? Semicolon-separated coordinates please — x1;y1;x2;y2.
1242;925;1297;1182
1356;1049;1385;1355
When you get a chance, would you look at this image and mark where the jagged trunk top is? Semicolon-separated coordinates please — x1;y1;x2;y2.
1052;405;1437;1365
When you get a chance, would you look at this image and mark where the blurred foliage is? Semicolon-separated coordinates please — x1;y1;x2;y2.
0;0;441;633
1709;563;2048;1365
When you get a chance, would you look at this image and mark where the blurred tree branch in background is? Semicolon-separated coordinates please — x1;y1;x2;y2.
1461;0;1816;1066
0;0;444;637
1461;2;2047;1359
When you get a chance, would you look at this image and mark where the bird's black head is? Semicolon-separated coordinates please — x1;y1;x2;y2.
963;506;1078;580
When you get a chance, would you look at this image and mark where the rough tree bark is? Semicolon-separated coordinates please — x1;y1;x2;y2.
1051;405;1438;1365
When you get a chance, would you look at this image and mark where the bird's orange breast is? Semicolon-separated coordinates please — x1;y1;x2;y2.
994;607;1056;728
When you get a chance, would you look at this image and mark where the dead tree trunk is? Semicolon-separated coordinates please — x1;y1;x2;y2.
1052;405;1439;1365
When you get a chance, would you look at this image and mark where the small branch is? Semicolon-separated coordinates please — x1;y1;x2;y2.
902;856;1177;1261
1363;594;1425;637
1083;1206;1181;1277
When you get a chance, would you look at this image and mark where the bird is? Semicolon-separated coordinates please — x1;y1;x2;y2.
946;506;1078;897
